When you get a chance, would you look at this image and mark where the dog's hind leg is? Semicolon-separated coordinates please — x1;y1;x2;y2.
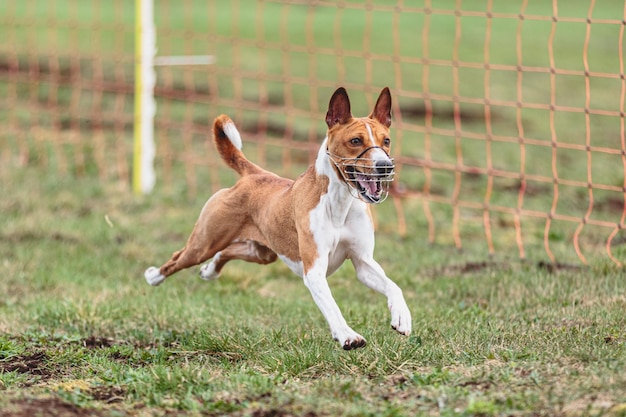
144;190;242;286
145;237;223;286
199;240;277;280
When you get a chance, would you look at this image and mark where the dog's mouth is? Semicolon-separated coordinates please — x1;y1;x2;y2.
346;166;392;204
328;150;395;204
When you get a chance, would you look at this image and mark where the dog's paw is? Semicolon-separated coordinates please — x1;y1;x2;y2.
199;254;221;281
334;330;367;350
144;266;166;286
342;335;367;350
389;301;412;336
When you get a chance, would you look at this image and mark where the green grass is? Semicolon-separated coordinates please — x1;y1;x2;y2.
1;164;626;416
2;1;626;415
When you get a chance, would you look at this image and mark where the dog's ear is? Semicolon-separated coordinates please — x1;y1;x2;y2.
369;87;392;128
326;87;352;128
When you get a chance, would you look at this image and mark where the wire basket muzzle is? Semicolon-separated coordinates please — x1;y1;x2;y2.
327;152;395;204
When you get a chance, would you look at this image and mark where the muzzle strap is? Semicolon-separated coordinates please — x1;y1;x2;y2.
354;146;390;160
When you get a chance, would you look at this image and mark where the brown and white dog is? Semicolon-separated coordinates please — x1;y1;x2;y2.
144;87;412;349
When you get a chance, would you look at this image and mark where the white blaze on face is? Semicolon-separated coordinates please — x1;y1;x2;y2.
364;121;375;146
362;121;389;162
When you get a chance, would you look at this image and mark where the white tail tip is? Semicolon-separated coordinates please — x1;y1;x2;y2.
222;121;242;150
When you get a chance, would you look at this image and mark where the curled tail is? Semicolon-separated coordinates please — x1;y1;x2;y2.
212;115;263;176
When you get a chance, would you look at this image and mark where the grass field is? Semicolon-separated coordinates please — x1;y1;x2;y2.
1;165;626;416
2;1;626;416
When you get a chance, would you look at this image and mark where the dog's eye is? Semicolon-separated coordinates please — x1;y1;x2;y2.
350;137;362;146
383;138;391;146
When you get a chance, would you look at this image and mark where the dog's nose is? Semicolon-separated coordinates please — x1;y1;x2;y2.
375;159;394;175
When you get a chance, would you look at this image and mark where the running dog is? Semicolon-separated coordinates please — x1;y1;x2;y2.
144;87;412;349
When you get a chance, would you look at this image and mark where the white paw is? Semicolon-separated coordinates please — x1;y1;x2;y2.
144;266;166;286
199;253;221;281
333;329;367;350
389;299;412;336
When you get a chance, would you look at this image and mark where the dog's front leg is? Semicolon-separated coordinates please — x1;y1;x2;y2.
351;256;412;336
303;258;366;350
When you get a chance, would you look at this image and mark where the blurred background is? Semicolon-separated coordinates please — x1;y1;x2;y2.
1;0;626;265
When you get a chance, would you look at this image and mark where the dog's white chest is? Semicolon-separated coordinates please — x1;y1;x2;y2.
278;244;349;278
278;190;372;279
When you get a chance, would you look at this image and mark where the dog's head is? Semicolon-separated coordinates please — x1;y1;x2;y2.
325;87;394;204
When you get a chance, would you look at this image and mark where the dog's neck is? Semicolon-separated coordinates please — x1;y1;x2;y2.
314;137;364;225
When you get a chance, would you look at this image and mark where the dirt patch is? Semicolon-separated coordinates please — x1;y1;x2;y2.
430;261;499;278
496;180;551;197
595;196;625;213
0;231;83;245
252;410;319;417
89;385;126;404
400;102;502;124
457;378;493;391
0;397;110;417
536;261;582;274
81;336;114;349
0;351;56;383
431;260;585;278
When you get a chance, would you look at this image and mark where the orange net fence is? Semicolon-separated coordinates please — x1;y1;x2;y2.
1;0;625;265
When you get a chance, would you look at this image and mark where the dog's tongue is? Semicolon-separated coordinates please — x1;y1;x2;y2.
357;175;379;196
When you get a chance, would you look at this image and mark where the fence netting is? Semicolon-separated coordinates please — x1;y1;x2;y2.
1;0;625;265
